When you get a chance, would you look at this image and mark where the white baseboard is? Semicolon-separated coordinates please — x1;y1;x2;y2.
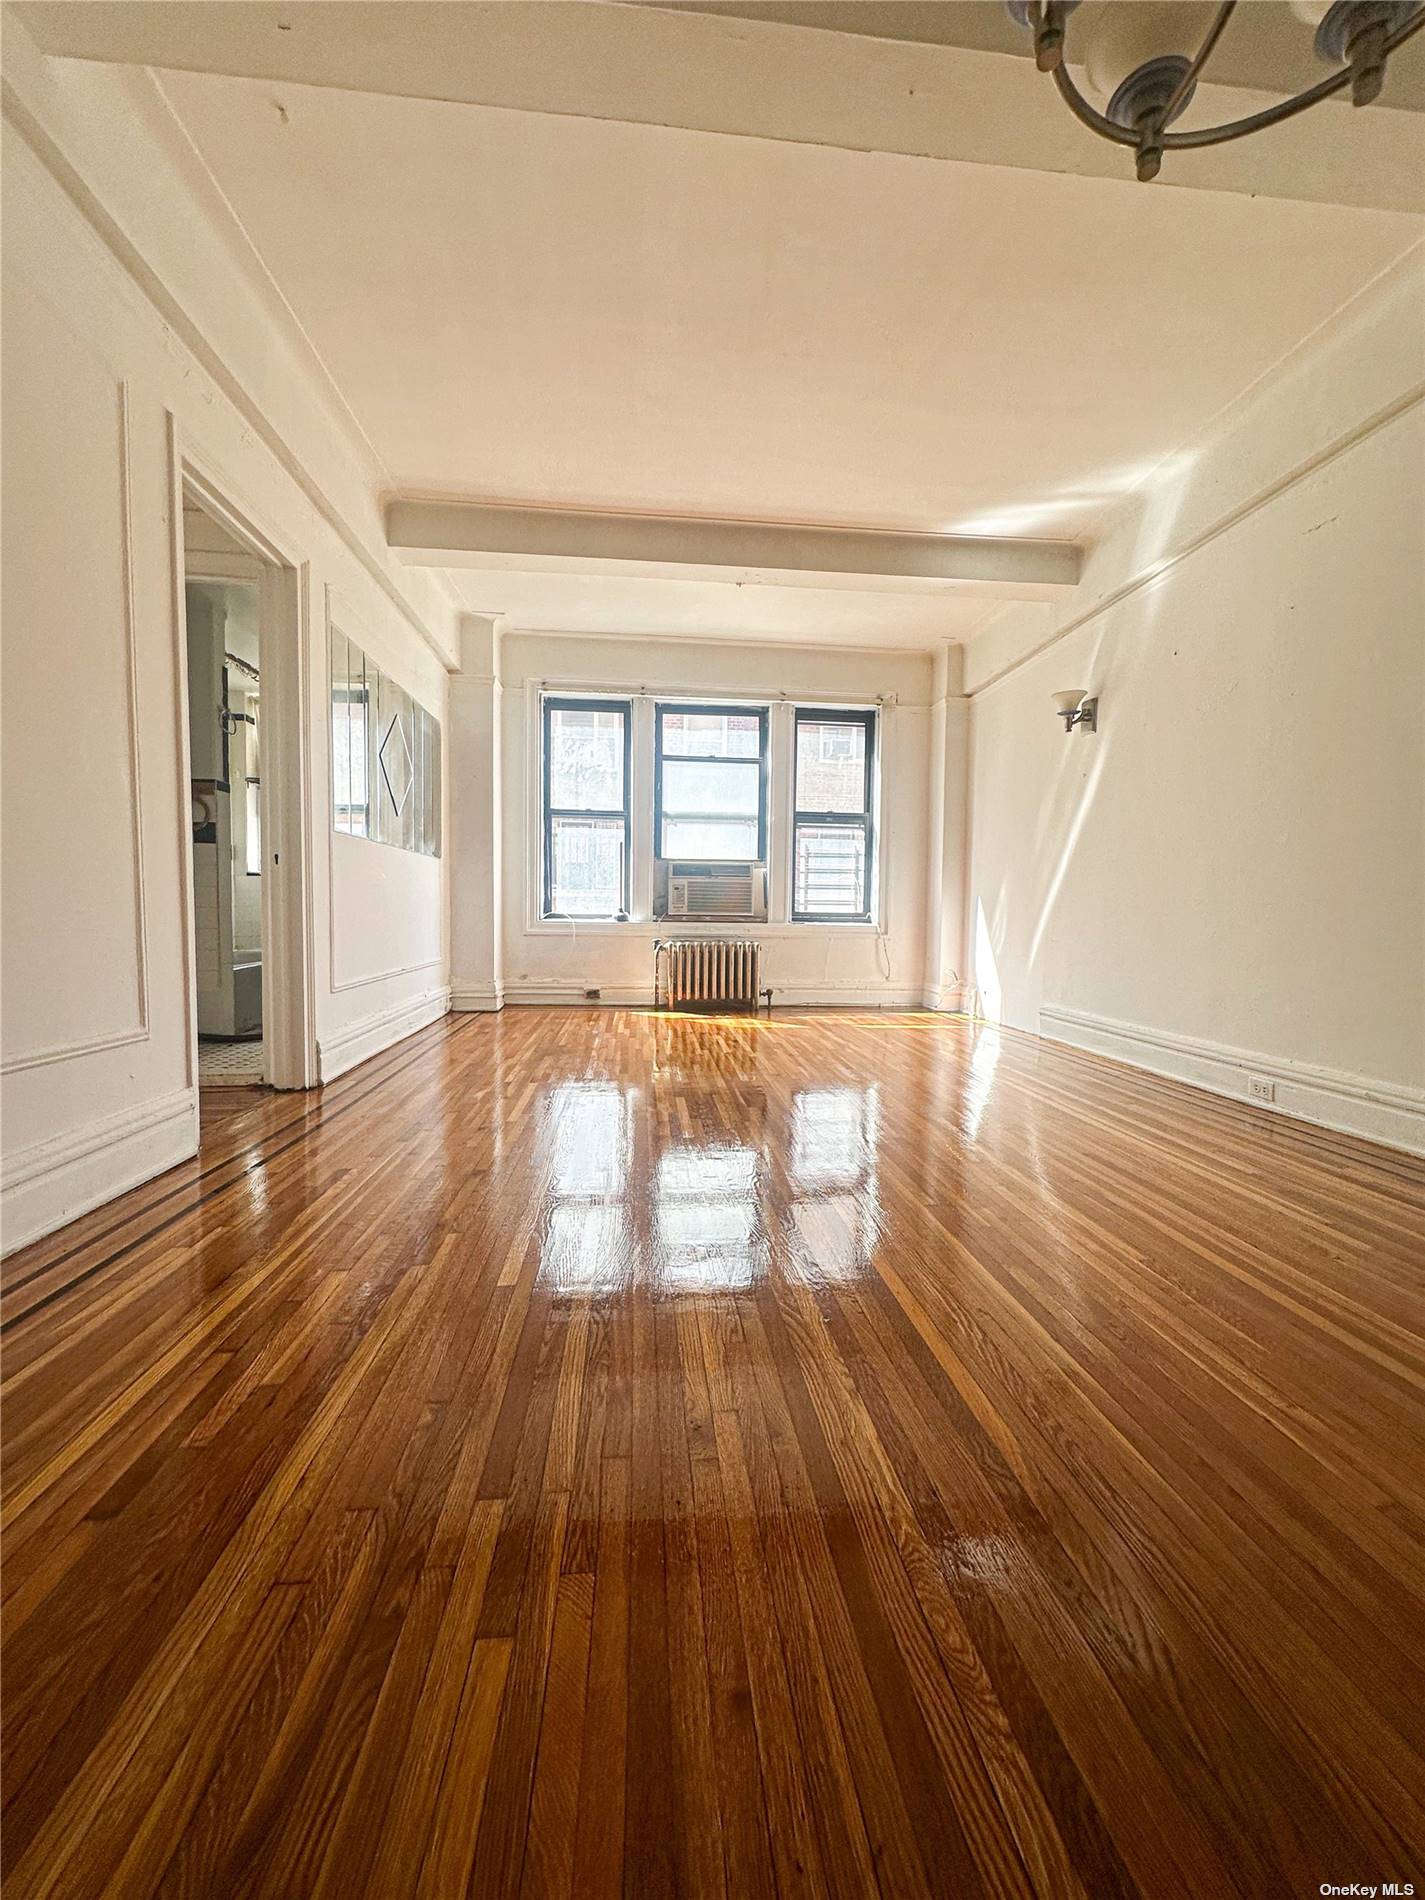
772;984;925;1009
922;982;972;1013
500;980;650;1007
496;978;926;1010
317;986;451;1083
2;1086;198;1255
1040;1004;1425;1155
450;983;505;1012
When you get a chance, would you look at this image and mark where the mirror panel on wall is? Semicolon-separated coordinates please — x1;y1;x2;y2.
330;629;441;856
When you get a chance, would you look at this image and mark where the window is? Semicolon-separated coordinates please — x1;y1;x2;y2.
245;779;262;875
242;691;261;875
331;631;369;837
543;697;631;918
654;703;767;862
792;707;876;921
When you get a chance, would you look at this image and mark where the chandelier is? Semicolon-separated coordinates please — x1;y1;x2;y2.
1006;1;1425;180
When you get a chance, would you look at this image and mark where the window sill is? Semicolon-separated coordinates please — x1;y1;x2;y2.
526;918;882;938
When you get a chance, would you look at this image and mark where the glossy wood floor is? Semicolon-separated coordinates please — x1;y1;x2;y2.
4;1009;1424;1898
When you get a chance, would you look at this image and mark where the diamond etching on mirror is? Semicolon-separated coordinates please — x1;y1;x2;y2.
330;625;440;856
378;710;413;817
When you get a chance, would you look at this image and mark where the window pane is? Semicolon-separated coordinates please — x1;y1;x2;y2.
550;814;626;915
795;822;866;915
661;758;759;817
358;652;376;839
330;630;350;830
663;817;760;860
660;710;761;759
549;706;624;809
796;717;867;813
330;636;372;837
246;780;262;875
350;648;371;837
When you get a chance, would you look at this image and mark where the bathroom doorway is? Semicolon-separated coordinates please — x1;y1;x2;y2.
185;570;263;1084
177;464;315;1124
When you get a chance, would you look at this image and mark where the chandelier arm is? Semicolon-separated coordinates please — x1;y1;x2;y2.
1162;64;1352;143
1160;0;1238;127
1043;5;1424;159
1050;60;1139;146
1162;5;1425;148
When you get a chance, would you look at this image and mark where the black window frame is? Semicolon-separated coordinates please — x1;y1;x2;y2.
542;695;633;920
653;702;770;864
791;705;877;924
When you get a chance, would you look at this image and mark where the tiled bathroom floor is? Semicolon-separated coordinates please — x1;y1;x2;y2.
198;1039;264;1087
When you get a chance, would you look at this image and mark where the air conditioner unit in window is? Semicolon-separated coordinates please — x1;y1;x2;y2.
667;863;767;920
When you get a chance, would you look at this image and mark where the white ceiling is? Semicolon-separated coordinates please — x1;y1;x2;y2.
156;68;1420;529
62;3;1425;648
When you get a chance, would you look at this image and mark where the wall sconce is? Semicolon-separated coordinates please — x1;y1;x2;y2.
1052;688;1098;734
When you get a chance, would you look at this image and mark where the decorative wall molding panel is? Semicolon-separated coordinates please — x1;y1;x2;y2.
2;378;150;1075
1;1086;196;1254
1040;1004;1425;1155
331;958;447;995
316;986;451;1083
1;39;458;668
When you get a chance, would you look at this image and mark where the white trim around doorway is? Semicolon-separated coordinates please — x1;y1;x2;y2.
167;413;318;1094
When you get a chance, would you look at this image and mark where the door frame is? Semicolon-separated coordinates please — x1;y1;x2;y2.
167;417;317;1092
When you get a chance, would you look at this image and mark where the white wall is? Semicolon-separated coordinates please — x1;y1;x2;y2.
451;632;937;1008
1;28;459;1249
5;15;1419;1265
964;249;1425;1152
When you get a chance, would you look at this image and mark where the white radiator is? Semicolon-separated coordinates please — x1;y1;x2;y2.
658;939;763;1012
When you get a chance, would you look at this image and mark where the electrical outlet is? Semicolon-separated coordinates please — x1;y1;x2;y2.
1247;1076;1276;1104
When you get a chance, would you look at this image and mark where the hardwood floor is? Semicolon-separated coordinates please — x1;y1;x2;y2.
3;1008;1423;1898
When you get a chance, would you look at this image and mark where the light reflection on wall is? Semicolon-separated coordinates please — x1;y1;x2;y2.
974;899;1003;1025
786;1085;882;1283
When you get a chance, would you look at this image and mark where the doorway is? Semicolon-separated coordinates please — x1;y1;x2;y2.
185;566;264;1085
177;466;314;1125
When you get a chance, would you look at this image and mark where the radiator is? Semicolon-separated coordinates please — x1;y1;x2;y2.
658;939;763;1012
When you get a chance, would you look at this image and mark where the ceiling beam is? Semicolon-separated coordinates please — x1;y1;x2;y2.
15;1;1424;211
655;2;1425;111
387;499;1081;596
